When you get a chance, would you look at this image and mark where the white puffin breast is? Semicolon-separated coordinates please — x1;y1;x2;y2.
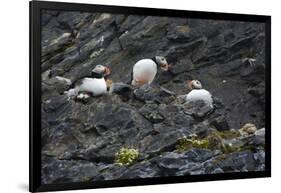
185;89;213;106
133;59;157;81
77;78;107;96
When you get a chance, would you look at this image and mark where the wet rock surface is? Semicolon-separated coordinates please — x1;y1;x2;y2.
41;10;266;184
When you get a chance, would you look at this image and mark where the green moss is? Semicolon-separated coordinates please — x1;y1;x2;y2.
206;132;224;150
115;147;139;166
176;135;209;152
213;130;241;139
176;137;192;152
193;139;209;148
222;143;241;153
176;130;243;153
206;131;242;153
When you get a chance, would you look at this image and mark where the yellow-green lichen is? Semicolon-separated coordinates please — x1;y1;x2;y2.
176;135;209;152
115;147;139;166
176;130;244;153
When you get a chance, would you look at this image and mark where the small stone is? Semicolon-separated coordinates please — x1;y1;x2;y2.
134;85;176;104
210;115;230;131
183;100;214;119
239;123;257;136
139;104;165;123
255;128;265;136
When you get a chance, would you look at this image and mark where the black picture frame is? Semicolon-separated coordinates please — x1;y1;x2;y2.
30;1;271;192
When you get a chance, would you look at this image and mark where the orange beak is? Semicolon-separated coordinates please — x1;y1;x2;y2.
104;67;111;76
161;63;171;71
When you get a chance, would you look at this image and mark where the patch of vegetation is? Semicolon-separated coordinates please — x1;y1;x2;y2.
222;142;241;153
213;130;241;139
176;135;209;152
206;132;224;150
115;147;139;166
176;130;243;153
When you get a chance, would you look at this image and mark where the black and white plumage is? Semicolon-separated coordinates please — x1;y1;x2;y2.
185;80;213;107
66;65;111;99
131;56;170;86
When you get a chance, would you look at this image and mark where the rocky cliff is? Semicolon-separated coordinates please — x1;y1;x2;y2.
41;10;266;184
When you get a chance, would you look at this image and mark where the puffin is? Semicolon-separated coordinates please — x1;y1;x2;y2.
131;56;171;86
66;64;111;99
185;80;213;107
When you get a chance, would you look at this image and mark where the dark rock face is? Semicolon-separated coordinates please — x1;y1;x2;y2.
42;156;98;183
41;10;266;184
134;85;176;104
210;115;230;131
